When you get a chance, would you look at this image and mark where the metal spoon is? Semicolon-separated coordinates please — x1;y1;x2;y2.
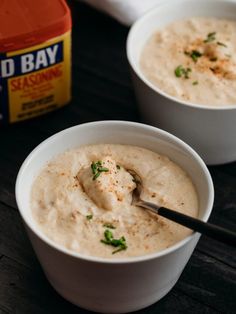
128;169;236;247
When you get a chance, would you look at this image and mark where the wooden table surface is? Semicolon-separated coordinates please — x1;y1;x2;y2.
0;2;236;313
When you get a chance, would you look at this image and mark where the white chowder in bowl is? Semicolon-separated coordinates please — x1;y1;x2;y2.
140;17;236;107
31;144;198;258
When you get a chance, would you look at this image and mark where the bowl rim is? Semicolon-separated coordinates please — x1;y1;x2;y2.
126;0;236;111
15;120;214;264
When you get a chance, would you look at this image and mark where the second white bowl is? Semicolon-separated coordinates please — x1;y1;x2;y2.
127;0;236;165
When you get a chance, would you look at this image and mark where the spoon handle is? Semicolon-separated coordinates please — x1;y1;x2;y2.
139;201;236;247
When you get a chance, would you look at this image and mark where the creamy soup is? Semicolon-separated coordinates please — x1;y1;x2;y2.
140;17;236;106
31;144;198;258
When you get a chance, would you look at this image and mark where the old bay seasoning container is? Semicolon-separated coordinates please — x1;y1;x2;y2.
0;0;71;124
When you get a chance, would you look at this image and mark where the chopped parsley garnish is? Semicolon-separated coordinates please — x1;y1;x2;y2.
188;50;202;62
217;41;227;47
101;229;127;254
116;164;121;170
185;50;202;62
203;32;216;43
91;161;109;180
175;65;191;79
192;81;198;85
93;172;101;180
175;65;184;77
175;65;183;77
103;223;116;229
86;214;93;220
102;229;113;242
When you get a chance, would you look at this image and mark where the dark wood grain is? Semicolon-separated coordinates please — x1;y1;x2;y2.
0;1;236;313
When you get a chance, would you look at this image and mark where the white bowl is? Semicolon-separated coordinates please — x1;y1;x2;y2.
15;121;214;313
127;0;236;165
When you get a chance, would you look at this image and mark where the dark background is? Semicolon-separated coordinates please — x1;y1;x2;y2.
0;2;236;313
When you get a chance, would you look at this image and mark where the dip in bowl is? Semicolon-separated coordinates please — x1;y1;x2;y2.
15;121;214;313
127;0;236;165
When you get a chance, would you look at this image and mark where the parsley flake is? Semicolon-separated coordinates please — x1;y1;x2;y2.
101;229;127;254
86;214;93;220
217;41;227;47
175;65;192;79
204;32;216;43
103;223;116;229
91;161;109;180
192;81;198;85
189;50;202;63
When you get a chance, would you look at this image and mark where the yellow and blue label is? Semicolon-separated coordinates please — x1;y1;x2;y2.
0;31;71;124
